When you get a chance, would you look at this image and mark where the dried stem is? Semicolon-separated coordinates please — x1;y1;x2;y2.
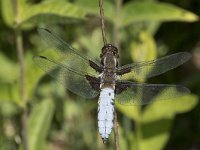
99;0;107;45
114;110;120;150
16;30;26;108
14;0;29;150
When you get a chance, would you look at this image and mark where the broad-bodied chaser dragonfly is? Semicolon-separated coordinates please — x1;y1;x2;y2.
33;28;191;143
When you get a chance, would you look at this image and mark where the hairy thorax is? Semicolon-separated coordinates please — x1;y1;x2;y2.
100;52;118;89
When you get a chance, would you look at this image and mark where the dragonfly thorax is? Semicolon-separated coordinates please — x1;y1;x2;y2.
100;44;119;90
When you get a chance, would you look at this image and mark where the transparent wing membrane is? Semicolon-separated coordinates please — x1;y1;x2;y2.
33;56;98;98
118;52;191;80
38;28;102;75
115;81;190;105
34;28;191;103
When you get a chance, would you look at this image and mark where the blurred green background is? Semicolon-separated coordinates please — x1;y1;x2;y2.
0;0;200;150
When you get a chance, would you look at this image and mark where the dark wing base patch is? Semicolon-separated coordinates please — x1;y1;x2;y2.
85;75;100;91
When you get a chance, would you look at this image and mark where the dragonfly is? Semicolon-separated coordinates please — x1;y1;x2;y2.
33;28;191;144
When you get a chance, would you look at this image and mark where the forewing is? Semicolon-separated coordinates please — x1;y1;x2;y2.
115;81;190;105
33;56;99;98
38;28;102;74
118;52;191;80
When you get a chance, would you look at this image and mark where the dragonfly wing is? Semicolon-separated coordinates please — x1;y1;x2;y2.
115;81;190;105
38;28;103;74
33;56;99;98
117;52;191;80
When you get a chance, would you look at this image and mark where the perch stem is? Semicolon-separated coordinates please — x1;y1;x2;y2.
15;0;29;149
114;110;120;150
99;0;107;45
16;27;29;150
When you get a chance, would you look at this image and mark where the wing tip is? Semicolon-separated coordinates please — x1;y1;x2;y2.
179;52;192;61
176;84;191;94
33;55;47;59
32;56;48;64
37;27;52;34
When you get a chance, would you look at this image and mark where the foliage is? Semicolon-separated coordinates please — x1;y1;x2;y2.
117;95;198;150
28;99;55;150
0;0;199;150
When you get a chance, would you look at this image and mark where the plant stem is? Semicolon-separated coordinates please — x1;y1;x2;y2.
16;28;29;150
16;29;26;106
114;110;120;150
14;0;29;149
99;0;107;45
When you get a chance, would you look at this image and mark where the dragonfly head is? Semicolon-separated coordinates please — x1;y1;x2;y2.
100;44;119;67
100;44;119;58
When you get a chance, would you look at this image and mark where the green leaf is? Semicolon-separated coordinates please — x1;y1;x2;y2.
142;94;198;123
1;0;28;28
0;52;45;106
118;125;129;150
20;0;27;5
137;94;198;150
0;101;21;118
19;1;87;27
0;0;15;27
0;52;18;83
117;93;198;150
0;82;22;106
140;117;173;150
28;99;55;150
73;28;104;59
145;22;161;36
0;53;20;103
76;0;114;22
121;31;157;82
25;52;45;101
121;2;199;27
116;103;141;122
131;31;157;62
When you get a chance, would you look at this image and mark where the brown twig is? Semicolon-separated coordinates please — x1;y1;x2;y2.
114;110;120;150
99;0;107;45
14;0;29;150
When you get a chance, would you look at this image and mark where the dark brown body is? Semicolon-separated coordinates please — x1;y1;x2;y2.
100;44;119;89
86;44;129;94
